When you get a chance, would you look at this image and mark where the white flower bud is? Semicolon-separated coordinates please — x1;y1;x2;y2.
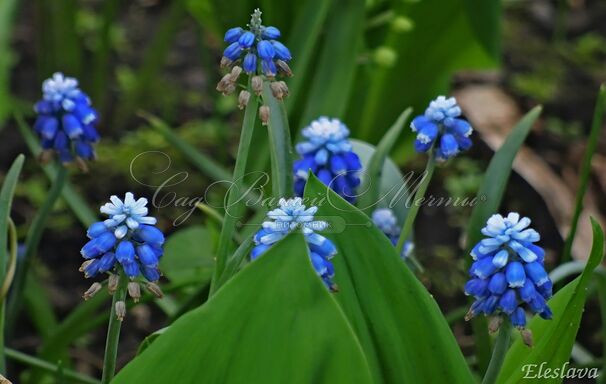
259;105;270;126
115;300;126;322
82;282;102;300
127;281;141;303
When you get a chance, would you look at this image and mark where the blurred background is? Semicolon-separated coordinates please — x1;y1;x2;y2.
1;0;606;379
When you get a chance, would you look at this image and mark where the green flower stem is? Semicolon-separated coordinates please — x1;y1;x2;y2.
6;347;100;384
6;165;68;332
481;321;512;384
396;154;436;255
101;271;127;384
210;87;259;296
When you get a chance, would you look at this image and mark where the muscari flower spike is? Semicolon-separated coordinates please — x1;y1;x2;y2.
293;117;362;203
465;213;553;339
251;198;338;291
221;8;292;78
371;208;414;258
411;96;472;162
80;193;165;303
34;72;100;168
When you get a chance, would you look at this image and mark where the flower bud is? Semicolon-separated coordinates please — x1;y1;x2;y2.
79;259;94;273
146;282;164;298
128;281;141;303
38;150;54;164
488;316;502;334
270;81;289;100
259;105;270;125
520;328;533;347
115;300;126;321
252;76;263;96
220;56;233;68
75;157;89;173
392;16;414;33
223;83;236;96
276;60;293;77
229;66;243;82
374;47;398;68
82;282;102;300
108;273;119;294
238;90;251;110
216;74;233;93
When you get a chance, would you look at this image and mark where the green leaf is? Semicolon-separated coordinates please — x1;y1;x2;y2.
15;114;97;227
0;0;18;127
354;108;412;216
140;112;232;182
466;106;542;251
160;226;215;285
461;0;501;60
496;218;605;383
350;139;410;225
0;154;24;372
465;105;542;372
303;175;474;383
262;82;294;197
284;0;333;113
113;233;374;384
561;84;606;263
298;0;365;127
355;0;498;141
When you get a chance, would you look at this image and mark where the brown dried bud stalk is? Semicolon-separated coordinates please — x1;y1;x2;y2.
82;282;102;300
115;300;126;321
146;282;164;298
229;66;243;82
79;259;94;273
220;56;232;68
259;105;270;126
251;76;263;96
108;273;120;294
128;281;141;303
488;317;503;334
238;90;251;110
520;328;533;347
276;60;293;77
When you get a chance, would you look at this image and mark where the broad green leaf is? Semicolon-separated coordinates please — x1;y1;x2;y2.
350;139;410;225
561;84;606;263
160;226;215;285
355;108;412;216
462;0;501;59
16;114;96;227
496;219;605;383
113;233;374;384
304;175;474;383
298;0;364;127
465;105;542;372
262;82;294;197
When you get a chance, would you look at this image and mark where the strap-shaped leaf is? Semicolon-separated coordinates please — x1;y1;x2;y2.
496;219;604;383
113;233;374;384
304;174;474;383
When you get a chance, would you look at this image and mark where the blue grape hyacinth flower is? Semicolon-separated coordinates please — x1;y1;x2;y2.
293;117;362;203
465;213;552;334
34;72;100;166
372;208;414;258
81;193;164;283
221;8;292;77
251;197;338;291
411;96;472;161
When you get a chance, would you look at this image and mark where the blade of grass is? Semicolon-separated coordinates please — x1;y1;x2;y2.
262;82;293;197
15;113;96;227
0;0;18;127
6;348;100;384
0;154;25;373
561;84;606;263
113;0;186;129
90;0;120;109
